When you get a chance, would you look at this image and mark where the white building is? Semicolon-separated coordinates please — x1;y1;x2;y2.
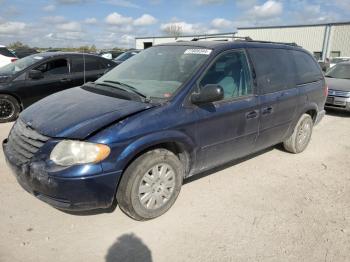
135;22;350;60
236;22;350;60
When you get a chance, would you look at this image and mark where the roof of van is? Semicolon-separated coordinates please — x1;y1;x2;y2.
159;40;301;50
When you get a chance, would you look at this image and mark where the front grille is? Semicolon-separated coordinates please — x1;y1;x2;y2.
328;89;350;98
6;119;50;165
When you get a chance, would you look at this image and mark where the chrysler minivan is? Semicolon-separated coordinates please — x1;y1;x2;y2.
3;40;326;220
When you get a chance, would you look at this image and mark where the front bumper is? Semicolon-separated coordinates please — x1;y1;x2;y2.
3;139;122;211
325;95;350;111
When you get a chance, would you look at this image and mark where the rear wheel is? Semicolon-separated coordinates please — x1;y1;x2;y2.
0;94;20;123
116;149;184;220
283;114;313;154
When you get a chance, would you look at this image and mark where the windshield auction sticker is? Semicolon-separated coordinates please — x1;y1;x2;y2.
33;56;44;60
184;49;212;55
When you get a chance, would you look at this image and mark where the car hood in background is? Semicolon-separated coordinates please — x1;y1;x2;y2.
0;75;11;83
20;86;154;139
325;77;350;92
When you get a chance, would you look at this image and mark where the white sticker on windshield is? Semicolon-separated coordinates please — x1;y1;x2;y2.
33;56;44;60
184;49;212;55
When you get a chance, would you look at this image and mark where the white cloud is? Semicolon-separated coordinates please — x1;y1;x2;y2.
43;4;56;12
84;17;97;24
133;14;157;26
104;0;140;8
0;21;26;35
56;21;82;31
46;31;85;40
42;16;66;24
56;0;86;4
211;18;233;28
105;12;133;25
248;0;283;19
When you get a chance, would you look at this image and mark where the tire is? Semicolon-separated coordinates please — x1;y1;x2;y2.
116;149;184;221
283;114;313;154
0;94;20;123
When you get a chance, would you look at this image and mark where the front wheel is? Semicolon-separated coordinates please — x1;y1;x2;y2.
116;149;184;220
283;114;314;154
0;95;20;123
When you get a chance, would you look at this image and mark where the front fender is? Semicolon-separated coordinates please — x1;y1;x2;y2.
115;130;196;172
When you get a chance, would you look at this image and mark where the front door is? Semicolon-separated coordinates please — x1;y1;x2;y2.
193;50;259;171
24;57;72;106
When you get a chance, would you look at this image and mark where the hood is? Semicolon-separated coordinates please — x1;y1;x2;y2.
20;86;154;139
325;77;350;92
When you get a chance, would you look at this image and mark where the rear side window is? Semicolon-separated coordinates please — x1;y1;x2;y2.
292;50;323;84
0;47;15;58
71;56;103;72
248;48;295;94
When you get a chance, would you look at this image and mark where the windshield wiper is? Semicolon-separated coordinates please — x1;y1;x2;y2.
102;80;150;101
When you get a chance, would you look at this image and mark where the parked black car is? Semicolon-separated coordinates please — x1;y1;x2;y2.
0;52;116;122
12;47;39;59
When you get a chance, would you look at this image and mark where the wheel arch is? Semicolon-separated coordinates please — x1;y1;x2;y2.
116;130;196;178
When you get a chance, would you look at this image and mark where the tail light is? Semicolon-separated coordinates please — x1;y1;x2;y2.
11;58;17;63
324;84;328;97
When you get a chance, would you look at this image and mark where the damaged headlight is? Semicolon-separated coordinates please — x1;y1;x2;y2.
50;140;111;166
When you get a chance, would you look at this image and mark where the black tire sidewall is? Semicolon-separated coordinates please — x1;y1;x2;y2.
118;149;184;220
295;115;313;153
0;95;20;123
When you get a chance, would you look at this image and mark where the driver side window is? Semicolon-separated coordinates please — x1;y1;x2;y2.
35;58;69;76
200;50;253;100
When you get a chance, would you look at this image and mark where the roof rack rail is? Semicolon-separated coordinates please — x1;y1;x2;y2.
191;36;252;41
190;35;299;46
243;39;300;46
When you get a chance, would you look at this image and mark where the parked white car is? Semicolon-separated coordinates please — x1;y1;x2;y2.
0;45;17;68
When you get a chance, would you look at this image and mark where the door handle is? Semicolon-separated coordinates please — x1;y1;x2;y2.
246;110;259;119
262;106;273;115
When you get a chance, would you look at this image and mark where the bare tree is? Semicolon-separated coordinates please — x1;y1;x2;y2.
164;24;183;38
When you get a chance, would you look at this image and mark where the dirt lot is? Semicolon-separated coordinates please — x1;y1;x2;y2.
0;110;349;262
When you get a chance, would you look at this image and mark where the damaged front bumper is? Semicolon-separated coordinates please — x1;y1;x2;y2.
2;138;122;211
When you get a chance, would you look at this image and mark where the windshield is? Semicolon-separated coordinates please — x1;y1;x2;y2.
326;63;350;79
96;46;211;99
330;58;349;64
0;54;44;76
115;51;138;61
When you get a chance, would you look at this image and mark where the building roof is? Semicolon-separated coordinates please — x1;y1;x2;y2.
237;21;350;30
135;32;236;40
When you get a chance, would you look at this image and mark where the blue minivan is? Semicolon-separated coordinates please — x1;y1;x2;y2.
3;40;326;220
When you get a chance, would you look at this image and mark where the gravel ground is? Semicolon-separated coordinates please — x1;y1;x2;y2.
0;110;349;262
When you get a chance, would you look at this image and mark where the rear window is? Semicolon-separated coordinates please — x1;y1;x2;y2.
291;50;323;84
0;47;15;58
248;48;295;94
71;56;103;72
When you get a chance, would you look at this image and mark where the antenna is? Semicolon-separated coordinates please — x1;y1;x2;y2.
83;48;86;84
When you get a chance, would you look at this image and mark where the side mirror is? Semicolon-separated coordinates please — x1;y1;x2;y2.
191;84;224;104
28;70;43;80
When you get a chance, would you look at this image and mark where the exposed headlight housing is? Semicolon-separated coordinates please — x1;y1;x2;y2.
50;140;110;166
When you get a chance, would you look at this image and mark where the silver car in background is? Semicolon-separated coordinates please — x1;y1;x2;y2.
325;61;350;112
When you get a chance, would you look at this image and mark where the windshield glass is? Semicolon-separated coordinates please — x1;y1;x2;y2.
115;51;139;61
326;63;350;79
330;58;349;64
96;46;211;99
0;54;44;76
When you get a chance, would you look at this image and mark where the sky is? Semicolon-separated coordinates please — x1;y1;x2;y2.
0;0;349;49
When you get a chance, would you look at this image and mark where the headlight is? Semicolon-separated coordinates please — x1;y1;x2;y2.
50;140;111;166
